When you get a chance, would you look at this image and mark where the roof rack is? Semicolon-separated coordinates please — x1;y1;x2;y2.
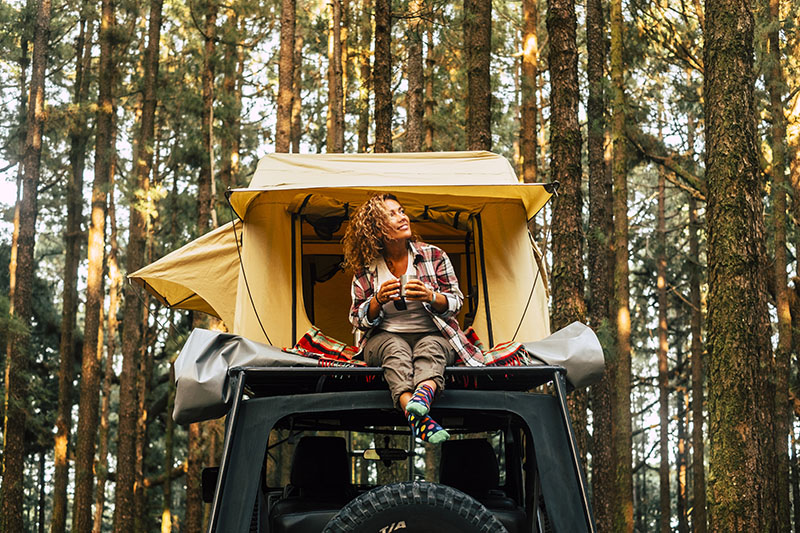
233;365;567;398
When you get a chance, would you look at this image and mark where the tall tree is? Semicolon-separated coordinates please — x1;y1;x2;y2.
0;0;52;529
704;0;778;528
520;0;539;182
766;0;791;527
547;0;587;456
686;69;707;533
424;28;435;150
276;0;295;152
586;0;615;528
72;0;116;527
610;0;634;528
291;32;304;153
327;0;345;152
51;10;93;533
198;0;217;230
373;0;391;152
219;11;244;187
356;0;371;152
404;0;424;151
114;0;163;529
656;128;671;533
94;178;119;533
464;0;491;150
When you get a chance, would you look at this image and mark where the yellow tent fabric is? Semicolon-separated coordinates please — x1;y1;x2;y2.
131;151;554;347
128;220;241;328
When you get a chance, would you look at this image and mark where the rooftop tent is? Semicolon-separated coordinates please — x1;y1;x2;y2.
131;151;554;349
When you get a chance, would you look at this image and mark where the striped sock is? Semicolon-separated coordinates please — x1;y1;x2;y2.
405;383;435;416
406;411;449;444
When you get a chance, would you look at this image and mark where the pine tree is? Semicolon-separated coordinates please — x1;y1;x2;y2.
704;0;779;527
1;0;52;529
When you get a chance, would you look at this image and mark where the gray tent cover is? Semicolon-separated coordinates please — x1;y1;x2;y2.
173;321;604;424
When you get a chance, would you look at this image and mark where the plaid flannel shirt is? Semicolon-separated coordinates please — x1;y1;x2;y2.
349;241;485;366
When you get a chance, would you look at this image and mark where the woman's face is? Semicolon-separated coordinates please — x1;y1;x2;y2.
383;198;412;242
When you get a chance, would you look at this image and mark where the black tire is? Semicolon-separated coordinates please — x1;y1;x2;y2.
324;481;508;533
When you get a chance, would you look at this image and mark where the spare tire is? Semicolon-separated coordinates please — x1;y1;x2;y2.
324;481;508;533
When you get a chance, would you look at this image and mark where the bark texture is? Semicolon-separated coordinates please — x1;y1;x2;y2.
1;0;51;529
687;78;707;533
586;0;614;527
766;0;791;527
291;33;304;153
464;0;491;151
521;0;539;182
52;12;92;533
373;0;392;152
327;0;345;152
114;0;162;529
276;0;295;152
72;0;115;527
547;0;587;454
657;158;671;533
356;0;371;152
704;0;778;529
424;29;435;150
197;0;217;233
405;0;424;151
611;0;634;528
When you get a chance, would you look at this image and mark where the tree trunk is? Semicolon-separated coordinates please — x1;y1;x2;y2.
135;336;154;533
36;451;44;532
327;0;345;152
91;273;111;533
547;0;586;457
424;28;434;151
276;0;295;152
792;431;800;533
676;362;689;533
657;122;671;533
373;0;391;152
1;0;51;530
405;0;424;151
114;0;161;529
687;69;707;533
464;0;491;151
219;12;242;189
610;0;633;528
291;33;304;153
767;0;791;527
161;361;176;533
704;0;778;527
586;0;614;527
198;0;217;234
521;0;538;182
72;2;115;527
356;0;372;152
791;54;800;278
52;11;92;533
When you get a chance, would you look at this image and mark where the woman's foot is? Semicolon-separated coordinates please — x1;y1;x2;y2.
406;411;449;444
405;383;435;416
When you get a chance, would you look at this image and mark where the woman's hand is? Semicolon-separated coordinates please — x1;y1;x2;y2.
368;279;400;321
402;279;434;302
375;279;400;304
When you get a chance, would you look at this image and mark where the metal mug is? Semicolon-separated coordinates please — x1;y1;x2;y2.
394;274;417;310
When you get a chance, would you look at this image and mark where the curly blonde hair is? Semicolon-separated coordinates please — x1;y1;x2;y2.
342;193;400;271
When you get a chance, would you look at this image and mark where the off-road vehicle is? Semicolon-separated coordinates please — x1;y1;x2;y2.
130;152;601;533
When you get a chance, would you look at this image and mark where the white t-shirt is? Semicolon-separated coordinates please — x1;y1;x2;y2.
376;252;437;333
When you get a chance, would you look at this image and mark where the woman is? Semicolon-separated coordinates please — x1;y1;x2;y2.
343;194;482;444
